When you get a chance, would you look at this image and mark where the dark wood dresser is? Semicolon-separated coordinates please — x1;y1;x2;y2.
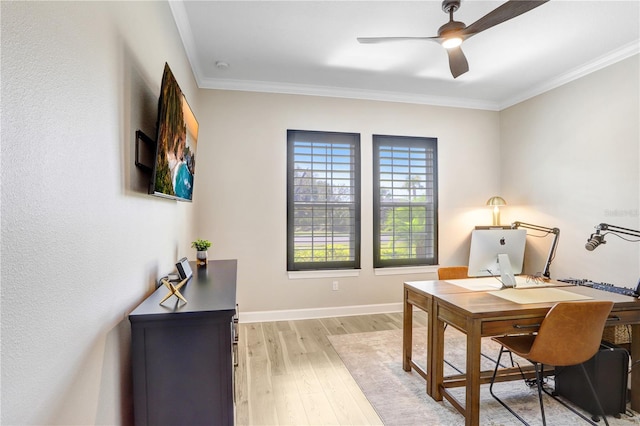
129;259;238;426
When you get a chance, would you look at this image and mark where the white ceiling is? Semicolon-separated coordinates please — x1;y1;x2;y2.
170;1;640;111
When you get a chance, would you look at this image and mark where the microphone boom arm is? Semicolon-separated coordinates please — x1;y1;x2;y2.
585;223;640;251
511;221;560;280
594;223;640;239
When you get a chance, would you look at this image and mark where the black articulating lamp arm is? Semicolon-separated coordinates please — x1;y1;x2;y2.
511;221;560;279
585;223;640;252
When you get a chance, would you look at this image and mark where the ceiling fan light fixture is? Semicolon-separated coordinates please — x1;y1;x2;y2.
442;36;463;49
438;19;465;49
355;0;549;78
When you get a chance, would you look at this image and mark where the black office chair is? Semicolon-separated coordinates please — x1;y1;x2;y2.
489;300;614;426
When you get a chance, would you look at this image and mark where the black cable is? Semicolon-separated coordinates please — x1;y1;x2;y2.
602;232;640;244
526;273;546;284
486;269;505;286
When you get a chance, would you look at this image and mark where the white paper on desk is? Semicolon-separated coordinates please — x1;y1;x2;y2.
489;288;593;304
447;276;561;291
445;277;503;291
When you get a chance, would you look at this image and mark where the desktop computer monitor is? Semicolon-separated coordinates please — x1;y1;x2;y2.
468;229;526;277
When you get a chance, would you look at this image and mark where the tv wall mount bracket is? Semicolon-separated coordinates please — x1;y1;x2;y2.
134;129;155;174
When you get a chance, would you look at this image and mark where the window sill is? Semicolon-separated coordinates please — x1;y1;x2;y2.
288;269;361;280
374;265;438;276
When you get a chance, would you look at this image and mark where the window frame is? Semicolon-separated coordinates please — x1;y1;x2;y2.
372;134;438;268
287;130;361;271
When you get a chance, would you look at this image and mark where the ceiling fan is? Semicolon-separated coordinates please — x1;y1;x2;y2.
357;0;549;78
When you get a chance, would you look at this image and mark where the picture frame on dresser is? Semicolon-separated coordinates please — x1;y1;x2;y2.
176;256;193;280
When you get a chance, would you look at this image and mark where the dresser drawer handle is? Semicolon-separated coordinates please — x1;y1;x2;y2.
513;323;540;329
233;342;239;367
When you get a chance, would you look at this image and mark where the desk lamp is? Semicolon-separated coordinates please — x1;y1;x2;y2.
486;196;506;226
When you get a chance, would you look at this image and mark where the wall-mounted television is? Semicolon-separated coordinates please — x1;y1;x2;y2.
150;63;199;202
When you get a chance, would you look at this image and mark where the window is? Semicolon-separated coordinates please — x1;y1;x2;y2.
373;135;438;268
287;130;361;271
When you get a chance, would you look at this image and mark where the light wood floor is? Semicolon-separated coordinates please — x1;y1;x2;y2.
234;312;428;425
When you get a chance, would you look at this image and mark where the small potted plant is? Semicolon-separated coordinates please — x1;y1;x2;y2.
191;239;212;267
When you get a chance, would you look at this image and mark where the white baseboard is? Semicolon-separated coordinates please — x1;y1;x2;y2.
239;302;403;323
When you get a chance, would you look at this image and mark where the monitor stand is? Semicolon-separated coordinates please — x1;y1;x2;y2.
498;254;517;288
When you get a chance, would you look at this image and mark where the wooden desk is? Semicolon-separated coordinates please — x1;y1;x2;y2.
403;278;571;397
403;280;478;396
430;285;640;426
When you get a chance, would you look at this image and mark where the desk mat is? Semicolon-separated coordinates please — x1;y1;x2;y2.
488;287;592;304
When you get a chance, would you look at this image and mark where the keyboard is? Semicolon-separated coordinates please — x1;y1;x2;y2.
558;278;639;298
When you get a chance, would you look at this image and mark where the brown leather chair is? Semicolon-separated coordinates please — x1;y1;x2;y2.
489;300;614;426
437;266;468;280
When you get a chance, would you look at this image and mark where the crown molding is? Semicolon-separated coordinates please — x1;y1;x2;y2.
168;0;204;84
195;76;500;111
499;41;640;110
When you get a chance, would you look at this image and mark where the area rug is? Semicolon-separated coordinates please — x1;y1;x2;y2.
328;327;639;426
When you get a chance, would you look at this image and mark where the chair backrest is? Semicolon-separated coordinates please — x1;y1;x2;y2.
437;266;469;280
526;300;614;366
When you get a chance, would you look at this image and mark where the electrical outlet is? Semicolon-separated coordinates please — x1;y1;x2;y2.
332;281;339;291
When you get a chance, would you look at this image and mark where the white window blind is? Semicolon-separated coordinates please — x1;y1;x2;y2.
373;135;438;268
287;130;361;271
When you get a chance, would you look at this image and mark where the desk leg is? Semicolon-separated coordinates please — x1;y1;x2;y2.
425;297;434;397
465;319;482;426
402;288;413;372
432;309;446;401
631;323;640;412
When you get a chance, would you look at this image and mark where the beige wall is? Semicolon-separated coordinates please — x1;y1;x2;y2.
194;90;500;315
2;2;198;424
500;55;640;286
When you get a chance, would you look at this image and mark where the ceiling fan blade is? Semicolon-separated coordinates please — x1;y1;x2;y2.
447;46;469;78
357;36;439;44
463;0;549;37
